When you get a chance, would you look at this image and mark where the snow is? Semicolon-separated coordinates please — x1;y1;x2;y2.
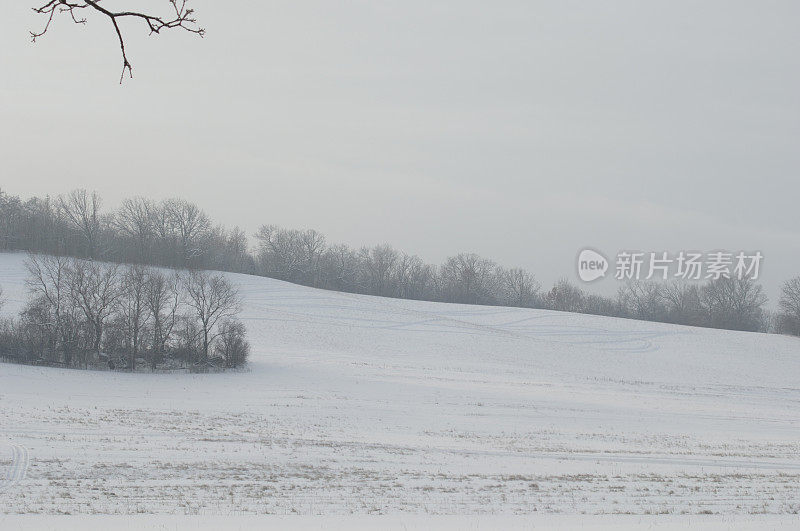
1;251;799;525
2;514;800;530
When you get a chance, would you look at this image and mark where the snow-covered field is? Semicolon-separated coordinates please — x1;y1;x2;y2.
1;252;799;526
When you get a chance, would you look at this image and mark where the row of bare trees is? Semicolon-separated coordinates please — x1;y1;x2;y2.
254;226;540;307
247;224;787;334
777;277;800;336
0;189;252;272
542;276;775;333
4;188;800;337
0;255;248;370
0;189;541;307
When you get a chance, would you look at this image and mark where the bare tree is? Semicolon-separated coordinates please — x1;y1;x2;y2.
164;199;211;265
544;279;585;313
395;254;435;300
26;254;67;324
617;281;665;322
320;244;361;292
117;265;150;370
58;189;103;258
31;0;204;82
661;281;704;326
583;293;623;317
255;225;304;282
183;270;241;362
439;253;498;305
150;201;176;240
145;269;181;369
24;254;83;364
0;189;24;250
499;267;541;308
223;227;251;273
18;296;54;362
778;276;800;336
68;260;122;366
407;258;436;301
701;276;767;332
299;229;326;285
215;320;249;368
360;245;400;297
113;197;155;261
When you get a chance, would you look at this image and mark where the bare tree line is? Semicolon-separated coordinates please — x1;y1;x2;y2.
778;277;800;336
607;277;767;332
2;188;800;337
0;189;252;272
0;254;247;370
253;225;541;308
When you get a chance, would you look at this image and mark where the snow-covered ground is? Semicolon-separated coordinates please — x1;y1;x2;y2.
1;252;799;525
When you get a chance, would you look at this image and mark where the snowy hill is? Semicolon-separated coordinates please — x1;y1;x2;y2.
1;251;799;518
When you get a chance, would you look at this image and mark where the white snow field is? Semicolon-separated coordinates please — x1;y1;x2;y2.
1;251;800;527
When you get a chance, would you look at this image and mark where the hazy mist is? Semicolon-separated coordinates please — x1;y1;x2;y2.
2;0;799;300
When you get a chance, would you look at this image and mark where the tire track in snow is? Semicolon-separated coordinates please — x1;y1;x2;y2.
0;444;29;491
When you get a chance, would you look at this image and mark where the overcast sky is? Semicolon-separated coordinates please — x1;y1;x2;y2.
2;1;799;301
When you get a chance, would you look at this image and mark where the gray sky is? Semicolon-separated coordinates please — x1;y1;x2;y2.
2;1;799;302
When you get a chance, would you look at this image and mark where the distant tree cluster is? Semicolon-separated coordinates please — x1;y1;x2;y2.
1;188;797;338
777;277;800;336
541;276;771;332
616;277;767;331
253;225;540;307
0;189;253;272
0;189;538;307
0;254;248;371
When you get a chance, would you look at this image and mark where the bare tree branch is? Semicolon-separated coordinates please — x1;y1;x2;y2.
31;0;204;83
